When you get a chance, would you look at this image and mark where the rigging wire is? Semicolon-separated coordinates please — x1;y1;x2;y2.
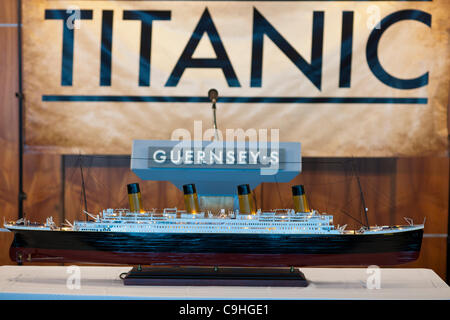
339;208;365;226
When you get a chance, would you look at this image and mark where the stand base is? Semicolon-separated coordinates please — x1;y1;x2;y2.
120;266;308;287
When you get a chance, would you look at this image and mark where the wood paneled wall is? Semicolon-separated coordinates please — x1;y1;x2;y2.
0;0;20;267
0;0;448;281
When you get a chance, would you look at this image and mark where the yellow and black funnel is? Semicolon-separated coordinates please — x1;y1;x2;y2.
237;184;256;215
183;184;200;214
127;183;143;213
292;185;310;213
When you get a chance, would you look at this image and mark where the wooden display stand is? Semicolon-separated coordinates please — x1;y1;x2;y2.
120;266;308;287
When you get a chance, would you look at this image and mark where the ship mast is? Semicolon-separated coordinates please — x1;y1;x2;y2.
79;155;89;221
351;160;369;229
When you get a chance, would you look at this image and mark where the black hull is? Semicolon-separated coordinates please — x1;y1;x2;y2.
10;228;423;267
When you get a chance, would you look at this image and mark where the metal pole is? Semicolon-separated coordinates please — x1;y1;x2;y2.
447;155;450;284
446;76;450;284
16;0;26;219
212;102;219;141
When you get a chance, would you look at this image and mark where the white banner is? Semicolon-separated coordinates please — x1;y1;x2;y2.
22;0;450;156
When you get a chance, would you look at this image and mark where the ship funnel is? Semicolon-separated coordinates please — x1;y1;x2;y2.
292;185;310;213
183;184;200;214
237;184;256;215
127;183;144;213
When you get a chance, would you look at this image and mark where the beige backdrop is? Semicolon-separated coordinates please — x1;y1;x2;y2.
22;0;450;156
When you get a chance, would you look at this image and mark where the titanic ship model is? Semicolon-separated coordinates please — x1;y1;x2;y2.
4;90;423;270
4;183;423;267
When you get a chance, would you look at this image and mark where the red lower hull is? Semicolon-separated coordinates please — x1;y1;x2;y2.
11;247;420;267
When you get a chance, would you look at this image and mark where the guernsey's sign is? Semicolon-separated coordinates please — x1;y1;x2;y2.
22;0;450;156
131;140;301;194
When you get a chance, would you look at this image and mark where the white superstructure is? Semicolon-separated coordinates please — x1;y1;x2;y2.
4;208;424;235
72;208;339;234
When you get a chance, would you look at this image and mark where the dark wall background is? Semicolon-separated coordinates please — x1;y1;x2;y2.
0;0;448;281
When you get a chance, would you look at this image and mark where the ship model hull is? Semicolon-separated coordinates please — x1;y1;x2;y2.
10;228;423;266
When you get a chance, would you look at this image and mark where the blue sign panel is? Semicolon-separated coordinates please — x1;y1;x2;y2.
131;140;301;195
